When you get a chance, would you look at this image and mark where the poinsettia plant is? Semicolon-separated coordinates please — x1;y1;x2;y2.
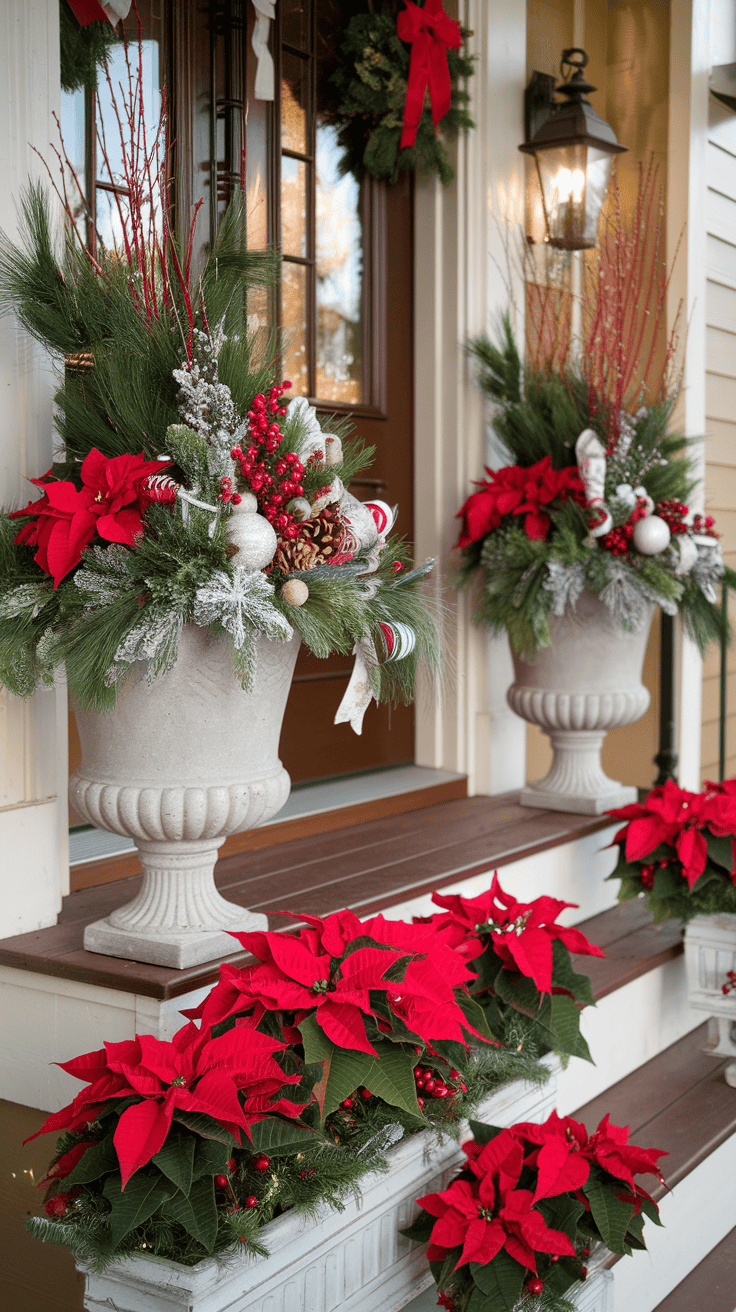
403;1111;666;1312
188;907;499;1124
27;902;557;1269
608;777;736;922
26;1018;322;1264
0;26;437;720
416;874;605;1062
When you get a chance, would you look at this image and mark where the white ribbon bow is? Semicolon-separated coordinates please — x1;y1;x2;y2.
576;428;612;537
252;0;276;100
334;637;378;735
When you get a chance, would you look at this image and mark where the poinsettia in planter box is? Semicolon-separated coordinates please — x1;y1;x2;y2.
404;1110;666;1312
609;776;736;1085
78;1067;560;1312
28;904;592;1311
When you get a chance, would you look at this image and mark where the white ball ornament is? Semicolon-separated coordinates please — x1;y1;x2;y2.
280;579;309;606
631;514;671;556
226;492;277;570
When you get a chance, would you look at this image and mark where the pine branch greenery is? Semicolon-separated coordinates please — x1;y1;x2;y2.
459;316;734;658
327;7;474;186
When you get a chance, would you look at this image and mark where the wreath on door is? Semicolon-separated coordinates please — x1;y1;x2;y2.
328;1;474;186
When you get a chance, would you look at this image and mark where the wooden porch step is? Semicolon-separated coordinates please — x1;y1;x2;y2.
573;1026;736;1312
652;1226;736;1311
0;792;616;1001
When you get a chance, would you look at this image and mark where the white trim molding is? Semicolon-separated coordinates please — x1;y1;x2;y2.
413;0;527;794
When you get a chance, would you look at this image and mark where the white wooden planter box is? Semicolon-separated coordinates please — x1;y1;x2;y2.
684;912;736;1085
80;1061;560;1312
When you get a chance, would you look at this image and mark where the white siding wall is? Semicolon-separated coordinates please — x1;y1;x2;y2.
702;90;736;780
0;1;68;934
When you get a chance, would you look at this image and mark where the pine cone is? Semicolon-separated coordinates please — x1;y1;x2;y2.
274;505;345;573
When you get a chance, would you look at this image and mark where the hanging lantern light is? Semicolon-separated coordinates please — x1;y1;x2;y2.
519;49;627;251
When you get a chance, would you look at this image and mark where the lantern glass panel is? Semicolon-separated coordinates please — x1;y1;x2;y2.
535;143;613;249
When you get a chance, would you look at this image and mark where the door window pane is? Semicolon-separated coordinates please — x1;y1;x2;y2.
281;52;308;153
281;156;308;257
282;261;310;395
282;0;309;50
315;122;363;404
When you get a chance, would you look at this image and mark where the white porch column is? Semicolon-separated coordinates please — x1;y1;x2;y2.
0;1;68;934
413;0;527;794
667;0;710;789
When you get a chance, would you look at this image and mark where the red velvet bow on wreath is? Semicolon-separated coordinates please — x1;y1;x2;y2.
65;0;130;27
397;0;463;150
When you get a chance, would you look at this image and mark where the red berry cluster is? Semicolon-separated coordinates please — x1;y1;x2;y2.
600;496;650;556
692;513;718;538
437;1293;456;1311
231;381;309;541
640;857;669;889
526;1276;545;1294
413;1065;467;1109
44;1189;79;1218
656;499;689;535
721;970;736;996
218;475;241;506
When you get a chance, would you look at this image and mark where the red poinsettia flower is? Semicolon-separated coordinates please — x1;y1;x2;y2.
419;1128;576;1272
26;1020;301;1189
608;778;727;890
199;908;490;1055
38;1139;93;1192
507;1110;667;1202
456;455;585;548
428;873;604;994
11;449;171;587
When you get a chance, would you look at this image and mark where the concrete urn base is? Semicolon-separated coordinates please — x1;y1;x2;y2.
684;912;736;1087
507;592;653;815
72;626;301;969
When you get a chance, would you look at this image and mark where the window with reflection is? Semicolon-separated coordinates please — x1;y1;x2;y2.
278;0;376;408
58;4;164;252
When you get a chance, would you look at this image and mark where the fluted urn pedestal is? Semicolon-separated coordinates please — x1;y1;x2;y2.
507;592;653;815
72;626;300;969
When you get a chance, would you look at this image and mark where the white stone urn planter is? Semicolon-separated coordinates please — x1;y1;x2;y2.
79;1062;560;1312
507;592;653;815
72;625;300;969
684;913;736;1087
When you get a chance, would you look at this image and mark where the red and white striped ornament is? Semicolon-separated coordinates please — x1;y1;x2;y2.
364;500;397;536
378;621;416;662
137;474;180;512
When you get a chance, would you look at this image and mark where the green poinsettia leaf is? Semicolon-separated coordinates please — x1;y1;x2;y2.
470;1249;526;1305
170;1109;238;1146
102;1171;175;1247
63;1135;118;1187
548;992;593;1062
248;1117;322;1156
537;1192;585;1242
706;831;734;872
652;866;685;898
400;1209;435;1244
359;1043;422;1117
456;989;496;1042
582;1172;636;1253
152;1130;196;1197
467;1119;504;1147
191;1136;230;1182
492;968;542;1016
161;1176;218;1253
298;1012;335;1065
551;939;595;1007
466;1288;498;1312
